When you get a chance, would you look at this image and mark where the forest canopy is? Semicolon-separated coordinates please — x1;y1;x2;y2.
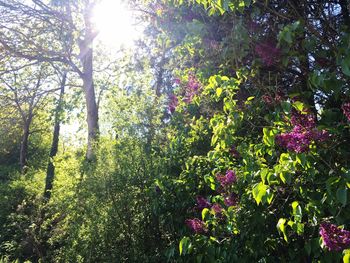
1;0;350;262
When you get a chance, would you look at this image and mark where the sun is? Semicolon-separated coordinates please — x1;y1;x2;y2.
92;0;140;48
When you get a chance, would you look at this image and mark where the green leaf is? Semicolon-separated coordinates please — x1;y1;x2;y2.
341;56;350;77
281;101;291;114
263;128;277;147
336;187;348;207
277;218;289;242
179;236;190;255
252;182;268;205
216;87;223;97
279;29;293;44
292;201;302;222
202;208;210;220
343;249;350;263
260;168;269;184
293;222;305;235
293;101;304;112
267;190;274;204
296;153;307;167
279;172;291;184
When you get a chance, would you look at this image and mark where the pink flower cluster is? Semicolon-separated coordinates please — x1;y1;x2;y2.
195;196;211;210
216;170;239;207
290;108;315;129
195;196;223;215
262;90;285;106
185;197;223;233
224;193;238;207
211;203;223;215
216;170;237;187
183;74;201;103
342;102;350;121
185;218;207;233
255;41;281;66
320;223;350;251
168;74;201;113
276;108;329;153
186;170;239;233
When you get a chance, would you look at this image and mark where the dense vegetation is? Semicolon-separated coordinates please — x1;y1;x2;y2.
1;0;350;262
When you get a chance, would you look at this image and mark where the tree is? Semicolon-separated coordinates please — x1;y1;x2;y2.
0;62;55;173
44;70;67;200
0;0;100;161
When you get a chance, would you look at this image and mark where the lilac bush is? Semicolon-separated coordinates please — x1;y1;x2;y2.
183;73;201;103
223;193;238;207
211;203;223;215
275;107;329;153
185;218;207;233
196;196;211;210
342;102;350;121
168;94;178;113
216;170;237;187
319;223;350;251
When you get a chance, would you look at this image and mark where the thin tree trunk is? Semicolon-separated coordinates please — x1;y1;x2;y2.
20;119;31;173
80;3;99;161
44;72;67;200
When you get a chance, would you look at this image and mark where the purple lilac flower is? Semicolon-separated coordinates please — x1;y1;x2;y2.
168;94;178;113
320;223;350;251
262;90;285;106
290;108;316;130
274;89;285;103
185;218;207;233
196;196;211;210
183;74;201;103
275;132;311;153
224;193;238;207
276;107;329;153
342;102;350;121
188;74;200;91
310;129;330;142
216;170;237;187
275;129;329;153
255;42;281;66
211;203;223;215
262;94;274;105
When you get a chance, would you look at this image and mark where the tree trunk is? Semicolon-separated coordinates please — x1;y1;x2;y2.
44;72;66;200
20;112;33;174
80;3;99;161
82;50;99;161
20;122;30;173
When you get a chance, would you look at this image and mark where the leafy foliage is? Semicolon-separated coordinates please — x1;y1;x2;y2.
1;0;350;262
